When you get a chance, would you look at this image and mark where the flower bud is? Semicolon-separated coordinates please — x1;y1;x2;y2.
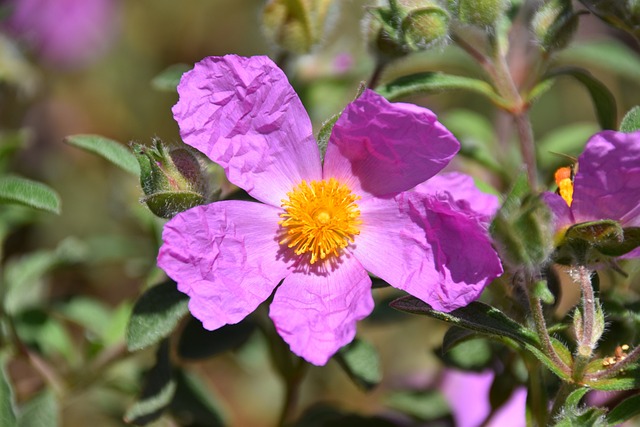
132;139;208;218
552;219;640;265
261;0;335;55
532;0;579;53
489;176;555;275
401;5;450;50
454;0;509;28
367;0;451;60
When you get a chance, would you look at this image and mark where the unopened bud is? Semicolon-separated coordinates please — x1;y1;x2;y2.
132;139;208;218
532;0;579;53
489;175;555;274
262;0;335;54
455;0;509;28
402;6;450;50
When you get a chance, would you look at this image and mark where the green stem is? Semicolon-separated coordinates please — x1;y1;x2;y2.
368;59;388;89
527;287;572;376
586;344;640;381
277;358;308;427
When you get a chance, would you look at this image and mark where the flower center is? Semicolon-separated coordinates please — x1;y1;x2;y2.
554;165;574;207
279;178;361;264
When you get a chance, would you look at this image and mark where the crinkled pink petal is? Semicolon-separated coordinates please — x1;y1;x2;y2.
269;255;373;366
323;89;459;198
442;370;527;427
353;193;502;312
172;55;322;206
413;172;499;226
572;130;640;227
542;192;575;232
158;201;292;330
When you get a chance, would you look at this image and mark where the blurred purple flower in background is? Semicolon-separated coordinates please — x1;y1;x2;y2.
3;0;118;68
442;369;527;427
157;54;503;365
543;130;640;258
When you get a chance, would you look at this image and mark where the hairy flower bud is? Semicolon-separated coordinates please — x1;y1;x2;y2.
453;0;509;28
261;0;335;54
133;139;209;218
401;5;450;50
532;0;579;53
367;0;450;60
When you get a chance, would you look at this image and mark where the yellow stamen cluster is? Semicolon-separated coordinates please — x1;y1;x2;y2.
279;178;361;264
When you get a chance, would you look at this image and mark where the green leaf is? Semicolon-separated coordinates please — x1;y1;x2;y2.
4;251;58;315
544;67;617;130
177;316;256;360
124;341;175;425
440;337;493;371
316;112;341;161
441;326;477;354
552;387;606;427
584;364;640;391
151;63;190;92
17;390;59;427
169;370;225;427
64;134;139;176
385;390;450;421
390;296;573;380
560;40;640;81
0;356;16;427
0;176;60;214
57;297;112;341
375;72;507;107
391;296;538;347
620;106;640;133
606;393;640;426
126;281;189;352
335;338;382;391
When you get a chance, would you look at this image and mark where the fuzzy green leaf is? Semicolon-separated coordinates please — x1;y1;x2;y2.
177;316;255;360
0;357;16;427
64;134;139;175
124;342;175;425
390;296;573;380
17;390;59;427
375;72;507;107
151;63;190;92
620;106;640;132
606;393;640;426
335;338;382;391
385;390;450;421
126;281;189;351
0;176;60;214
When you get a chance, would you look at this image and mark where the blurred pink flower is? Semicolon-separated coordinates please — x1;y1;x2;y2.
442;369;527;427
158;55;503;365
543;130;640;258
4;0;118;67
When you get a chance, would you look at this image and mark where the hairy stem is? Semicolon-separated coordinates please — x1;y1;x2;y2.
587;344;640;381
527;287;572;375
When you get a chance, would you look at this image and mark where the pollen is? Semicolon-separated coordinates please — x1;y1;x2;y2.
279;178;361;264
554;166;574;207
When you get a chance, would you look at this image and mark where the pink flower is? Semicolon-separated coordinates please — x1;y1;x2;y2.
442;369;527;427
4;0;118;68
158;55;503;365
544;130;640;258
